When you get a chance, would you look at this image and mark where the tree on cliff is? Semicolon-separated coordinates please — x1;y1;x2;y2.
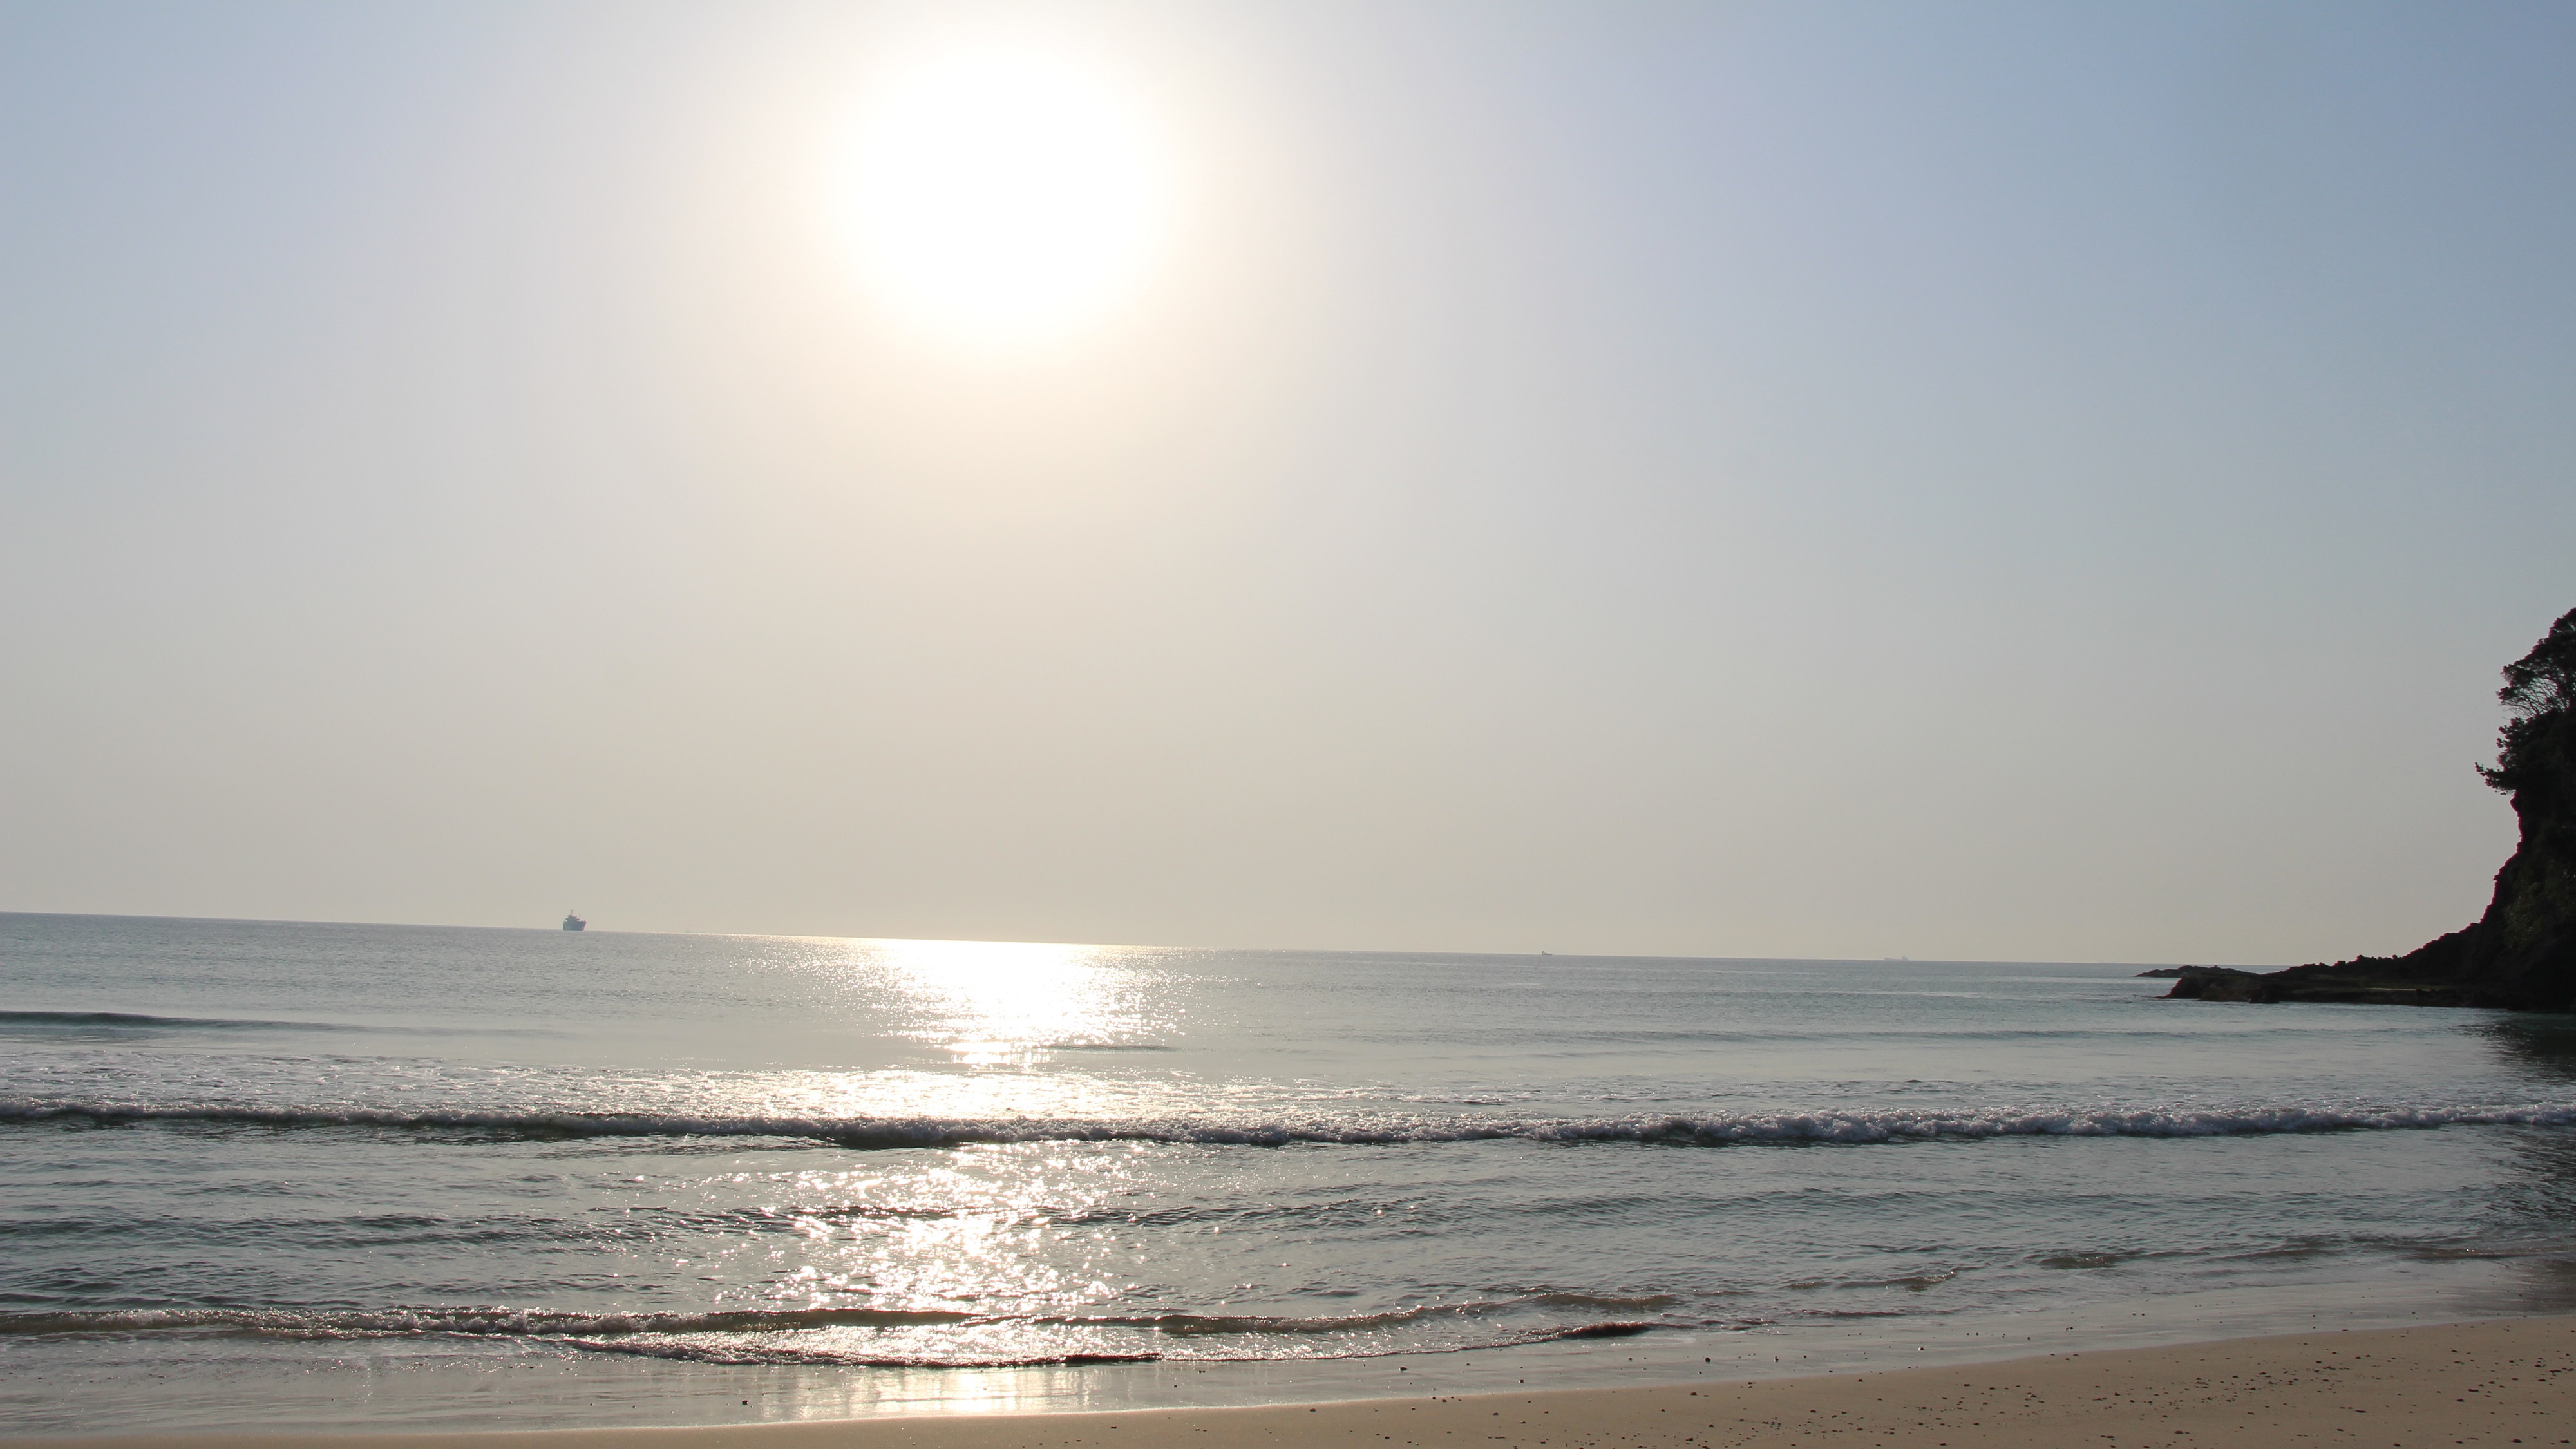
2479;607;2576;797
2459;607;2576;1001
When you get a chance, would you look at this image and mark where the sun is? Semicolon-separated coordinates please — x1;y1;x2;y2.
840;49;1173;349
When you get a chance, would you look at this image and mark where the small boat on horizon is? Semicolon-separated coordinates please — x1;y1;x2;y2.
562;914;586;932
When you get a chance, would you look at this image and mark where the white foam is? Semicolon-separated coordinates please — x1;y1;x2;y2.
6;1097;2573;1146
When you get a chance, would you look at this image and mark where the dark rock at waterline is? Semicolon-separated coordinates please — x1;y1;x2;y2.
2164;609;2576;1014
2136;966;2257;980
2161;963;2472;1007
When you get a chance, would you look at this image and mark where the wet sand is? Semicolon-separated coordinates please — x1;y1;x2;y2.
14;1316;2574;1448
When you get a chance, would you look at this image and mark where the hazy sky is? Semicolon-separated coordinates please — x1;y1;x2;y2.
5;1;2571;962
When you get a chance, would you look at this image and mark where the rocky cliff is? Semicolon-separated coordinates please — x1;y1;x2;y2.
2168;608;2576;1011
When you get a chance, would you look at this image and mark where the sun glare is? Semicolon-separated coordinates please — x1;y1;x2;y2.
842;50;1173;348
867;938;1154;1065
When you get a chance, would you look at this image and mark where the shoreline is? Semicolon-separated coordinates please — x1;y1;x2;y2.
12;1315;2575;1448
6;1264;2557;1438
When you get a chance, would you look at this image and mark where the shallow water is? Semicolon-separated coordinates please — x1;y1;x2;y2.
5;913;2576;1432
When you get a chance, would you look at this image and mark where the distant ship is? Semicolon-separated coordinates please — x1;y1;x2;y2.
562;914;587;931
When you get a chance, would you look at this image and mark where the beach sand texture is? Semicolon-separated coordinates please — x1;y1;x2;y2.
15;1317;2573;1449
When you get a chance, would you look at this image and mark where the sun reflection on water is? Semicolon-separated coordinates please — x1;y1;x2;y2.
863;939;1172;1066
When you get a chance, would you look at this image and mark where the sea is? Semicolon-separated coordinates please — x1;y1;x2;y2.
6;912;2576;1435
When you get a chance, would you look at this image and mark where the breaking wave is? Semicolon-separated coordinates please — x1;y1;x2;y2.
578;1319;1663;1368
1034;1293;1677;1336
6;1097;2574;1146
0;1294;1671;1365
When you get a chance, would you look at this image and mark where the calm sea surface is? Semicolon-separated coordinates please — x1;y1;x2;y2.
7;913;2576;1434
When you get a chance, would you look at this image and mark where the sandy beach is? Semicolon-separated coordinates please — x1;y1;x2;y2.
15;1316;2573;1449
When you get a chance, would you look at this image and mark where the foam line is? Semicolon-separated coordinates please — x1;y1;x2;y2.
6;1097;2573;1146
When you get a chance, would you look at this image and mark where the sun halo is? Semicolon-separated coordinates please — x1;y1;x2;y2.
840;50;1175;350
